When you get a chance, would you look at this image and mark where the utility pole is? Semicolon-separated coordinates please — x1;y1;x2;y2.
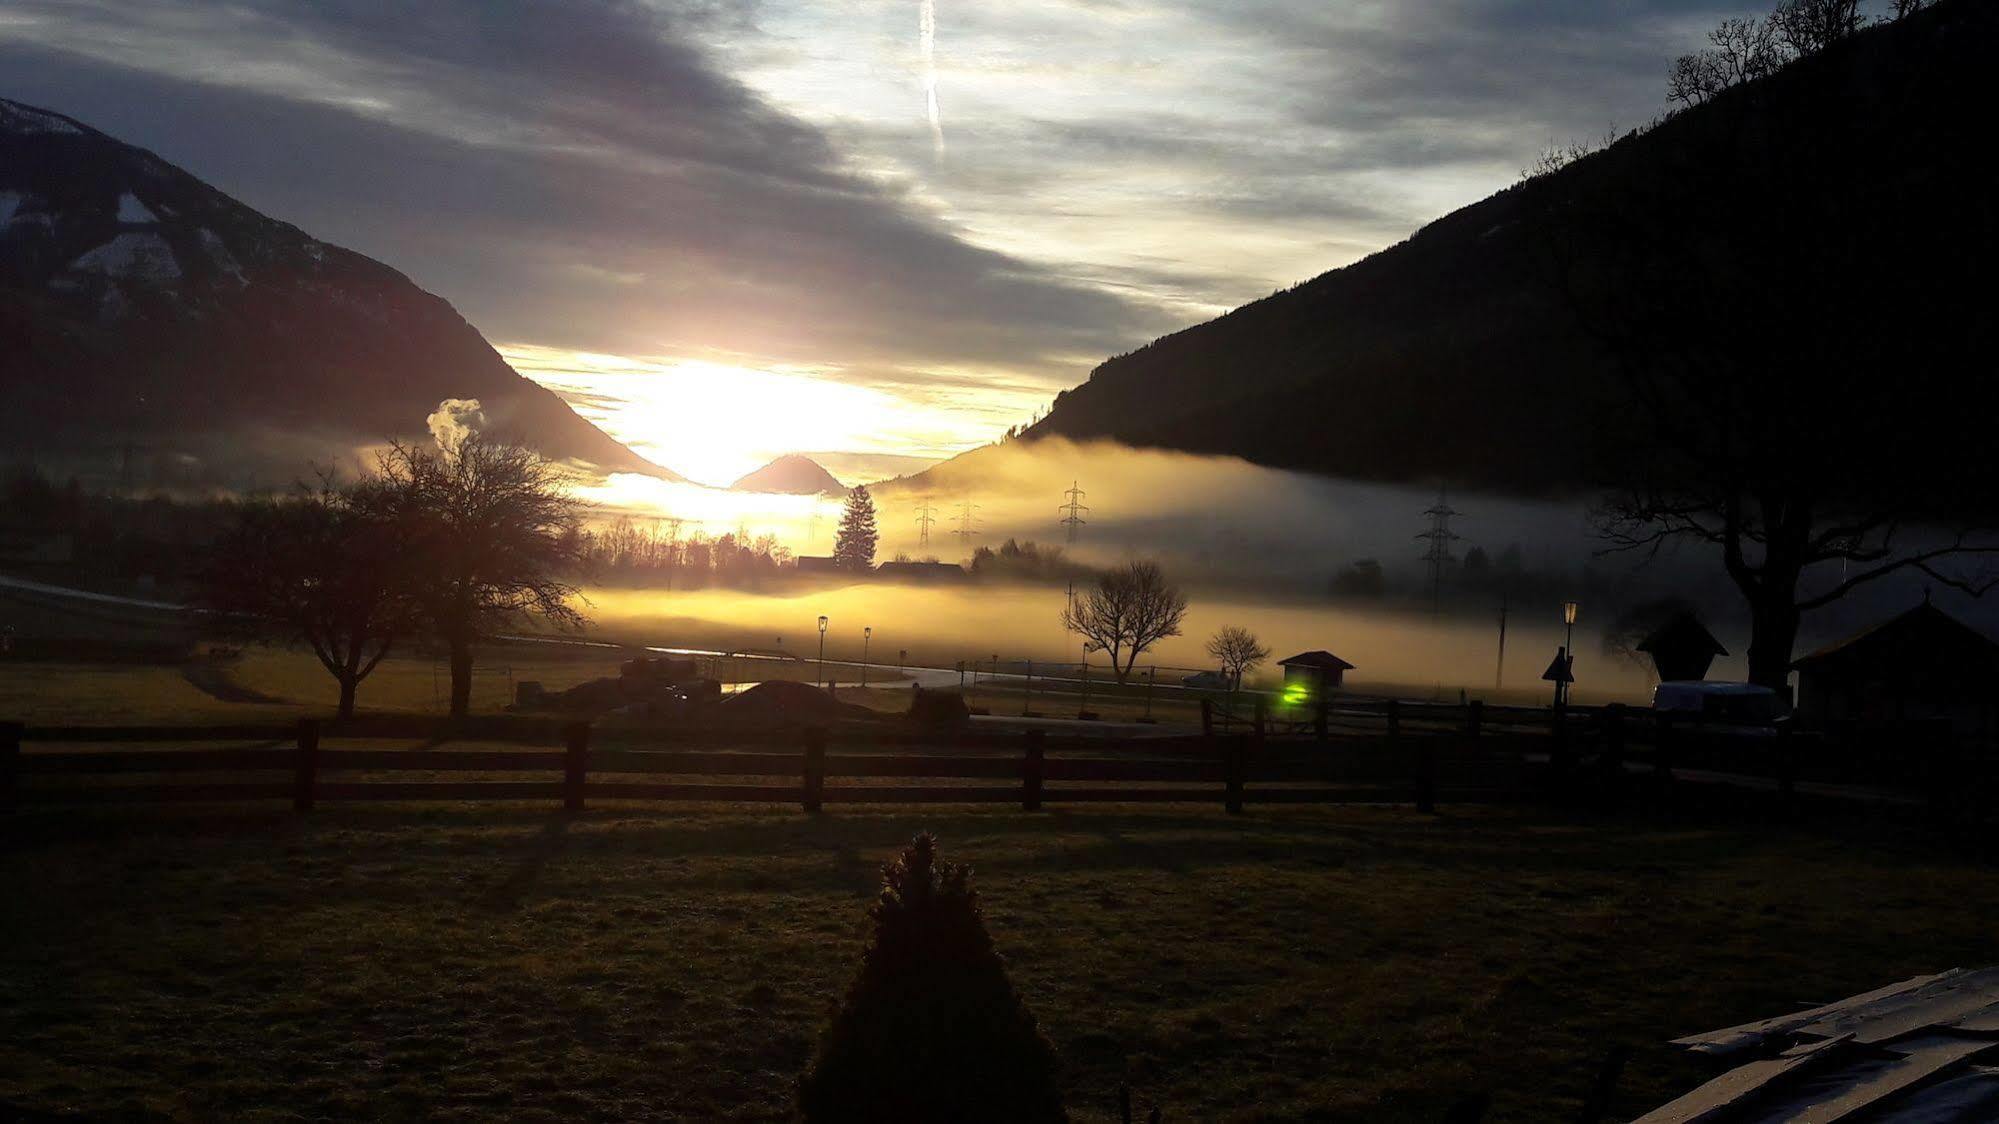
1415;484;1462;617
1495;593;1509;691
914;499;937;549
1058;480;1089;543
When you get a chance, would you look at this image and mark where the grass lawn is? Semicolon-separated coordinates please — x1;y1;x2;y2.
2;799;1990;1121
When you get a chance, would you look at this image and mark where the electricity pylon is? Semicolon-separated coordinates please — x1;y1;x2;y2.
1058;480;1089;543
914;499;938;548
1415;484;1462;616
952;501;980;545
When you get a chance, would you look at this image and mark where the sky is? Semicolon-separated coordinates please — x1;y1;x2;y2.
0;0;1770;486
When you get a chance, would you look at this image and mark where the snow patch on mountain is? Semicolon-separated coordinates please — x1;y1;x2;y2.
116;192;158;224
197;228;246;282
68;232;182;283
0;101;83;137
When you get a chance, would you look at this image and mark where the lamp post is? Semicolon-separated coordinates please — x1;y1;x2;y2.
817;615;829;689
1562;601;1580;705
861;627;872;689
1080;641;1096;717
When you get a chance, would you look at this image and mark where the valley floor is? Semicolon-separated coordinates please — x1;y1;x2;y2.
2;800;1988;1121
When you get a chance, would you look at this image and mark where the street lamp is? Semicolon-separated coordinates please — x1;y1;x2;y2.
817;615;829;689
1561;601;1580;705
861;626;872;689
1080;641;1097;717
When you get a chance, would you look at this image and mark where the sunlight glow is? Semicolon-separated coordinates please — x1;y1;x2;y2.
502;344;1004;487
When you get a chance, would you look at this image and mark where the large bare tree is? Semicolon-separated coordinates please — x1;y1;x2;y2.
1204;625;1271;691
1061;560;1188;683
202;476;419;718
379;434;587;717
1535;22;1999;689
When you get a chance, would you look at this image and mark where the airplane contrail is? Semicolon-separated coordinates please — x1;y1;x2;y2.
920;0;944;158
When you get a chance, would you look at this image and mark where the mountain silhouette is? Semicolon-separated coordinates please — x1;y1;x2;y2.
731;454;844;495
1023;0;1997;497
0;97;673;481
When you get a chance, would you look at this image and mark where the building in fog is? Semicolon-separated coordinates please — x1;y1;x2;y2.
1277;650;1354;707
1792;600;1999;732
1636;613;1728;682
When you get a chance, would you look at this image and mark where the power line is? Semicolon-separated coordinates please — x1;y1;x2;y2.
1415;483;1463;616
914;499;938;548
1058;480;1089;543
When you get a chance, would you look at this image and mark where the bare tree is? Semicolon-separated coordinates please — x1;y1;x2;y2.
1888;0;1929;19
380;434;587;717
201;475;419;718
1670;16;1784;107
1061;561;1188;683
1770;0;1862;56
1204;626;1271;691
1533;45;1999;689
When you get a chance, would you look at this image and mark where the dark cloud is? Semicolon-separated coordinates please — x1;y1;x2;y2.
0;0;1172;385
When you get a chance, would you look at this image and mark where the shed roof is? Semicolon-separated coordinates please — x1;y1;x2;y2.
1277;650;1354;671
1636;613;1728;658
1792;601;1999;673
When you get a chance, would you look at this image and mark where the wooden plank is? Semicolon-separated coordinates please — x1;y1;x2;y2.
1041;787;1225;803
1044;759;1224;782
21;748;302;774
824;755;1023;779
1635;1035;1855;1123
1243;787;1414;804
312;782;566;801
588;750;802;776
316;750;565;772
22;725;293;744
1789;1038;1997;1122
583;782;802;803
17;782;298;804
821;786;1021;804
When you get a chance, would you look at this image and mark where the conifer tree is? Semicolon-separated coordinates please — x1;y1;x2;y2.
799;834;1067;1123
832;485;879;571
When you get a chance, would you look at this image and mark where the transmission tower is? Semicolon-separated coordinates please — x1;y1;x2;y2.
1058;480;1089;543
914;499;938;548
952;501;981;545
1415;484;1463;615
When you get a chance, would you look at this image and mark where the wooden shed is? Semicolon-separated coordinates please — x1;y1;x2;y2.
1792;600;1999;732
1277;650;1354;708
1635;613;1728;683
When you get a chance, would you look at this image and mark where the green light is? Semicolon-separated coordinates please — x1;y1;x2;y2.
1282;682;1311;706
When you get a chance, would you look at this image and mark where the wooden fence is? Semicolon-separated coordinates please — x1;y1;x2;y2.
0;705;1531;815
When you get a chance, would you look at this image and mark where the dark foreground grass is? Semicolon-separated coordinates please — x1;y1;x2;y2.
1;800;1992;1121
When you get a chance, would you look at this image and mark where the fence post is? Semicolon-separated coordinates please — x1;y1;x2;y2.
1466;700;1483;741
1774;721;1795;816
1023;730;1044;812
564;722;590;813
1225;736;1244;816
1;720;21;814
1200;698;1214;738
803;727;826;813
293;718;320;813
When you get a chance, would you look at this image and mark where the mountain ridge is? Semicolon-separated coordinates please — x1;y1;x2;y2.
0;96;676;483
730;454;845;495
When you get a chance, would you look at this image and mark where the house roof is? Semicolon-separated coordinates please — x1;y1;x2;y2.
1792;600;1999;673
1278;650;1354;670
1636;613;1728;658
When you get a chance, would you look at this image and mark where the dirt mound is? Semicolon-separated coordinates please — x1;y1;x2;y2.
723;679;871;722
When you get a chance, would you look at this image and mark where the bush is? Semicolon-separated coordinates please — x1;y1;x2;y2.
798;834;1067;1123
905;686;971;727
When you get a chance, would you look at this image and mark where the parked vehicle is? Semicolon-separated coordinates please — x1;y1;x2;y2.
1182;670;1232;689
1651;680;1783;726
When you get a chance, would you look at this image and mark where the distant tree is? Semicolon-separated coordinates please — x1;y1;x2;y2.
1328;559;1387;599
799;834;1066;1123
1601;595;1702;666
1888;0;1929;18
833;485;879;571
1204;626;1271;690
201;475;419;718
1061;560;1188;683
1770;0;1862;56
1463;546;1491;576
379;435;586;718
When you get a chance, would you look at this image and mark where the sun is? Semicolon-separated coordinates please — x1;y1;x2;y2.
501;344;1010;489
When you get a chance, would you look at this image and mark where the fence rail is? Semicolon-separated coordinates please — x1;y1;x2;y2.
0;712;1529;815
